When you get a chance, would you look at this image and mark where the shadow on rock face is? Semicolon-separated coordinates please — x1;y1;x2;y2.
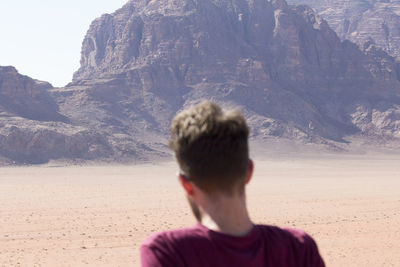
0;93;69;123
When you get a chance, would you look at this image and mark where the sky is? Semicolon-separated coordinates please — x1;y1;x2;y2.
0;0;128;87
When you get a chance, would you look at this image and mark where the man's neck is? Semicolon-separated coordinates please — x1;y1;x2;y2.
198;194;253;237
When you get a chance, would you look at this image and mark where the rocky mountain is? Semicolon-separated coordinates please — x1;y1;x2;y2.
286;0;400;60
0;66;119;164
1;0;400;165
68;0;400;143
0;66;65;122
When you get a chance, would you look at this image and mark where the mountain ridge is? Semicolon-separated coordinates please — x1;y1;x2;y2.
287;0;400;60
1;0;400;165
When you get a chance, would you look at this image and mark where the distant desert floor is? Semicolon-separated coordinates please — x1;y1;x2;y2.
1;155;399;266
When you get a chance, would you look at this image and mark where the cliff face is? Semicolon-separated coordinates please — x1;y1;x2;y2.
2;0;400;165
287;0;400;60
0;66;66;122
68;0;400;144
0;67;116;164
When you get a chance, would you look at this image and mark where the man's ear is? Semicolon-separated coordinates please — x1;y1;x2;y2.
178;174;195;196
245;159;254;185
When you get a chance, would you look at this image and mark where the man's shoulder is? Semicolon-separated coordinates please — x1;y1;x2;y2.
141;224;207;249
257;224;318;245
141;224;325;266
143;224;316;246
140;224;211;266
256;224;312;241
256;224;323;262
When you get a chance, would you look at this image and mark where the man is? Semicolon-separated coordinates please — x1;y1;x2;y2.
140;101;325;266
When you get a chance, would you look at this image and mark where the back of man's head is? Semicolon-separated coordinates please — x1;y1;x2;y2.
169;101;250;195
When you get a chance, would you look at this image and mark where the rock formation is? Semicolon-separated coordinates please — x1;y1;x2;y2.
287;0;400;60
68;0;400;144
0;67;116;164
2;0;400;165
0;66;66;122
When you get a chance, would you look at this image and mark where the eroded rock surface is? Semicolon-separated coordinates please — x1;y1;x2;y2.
0;66;66;122
0;67;118;164
1;0;400;165
287;0;400;60
69;0;400;147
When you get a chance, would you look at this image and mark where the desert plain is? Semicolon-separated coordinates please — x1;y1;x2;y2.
0;154;399;267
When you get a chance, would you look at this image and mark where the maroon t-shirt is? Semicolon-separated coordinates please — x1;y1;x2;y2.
140;223;325;267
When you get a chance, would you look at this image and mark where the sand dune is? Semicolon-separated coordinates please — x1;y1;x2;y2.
0;155;399;266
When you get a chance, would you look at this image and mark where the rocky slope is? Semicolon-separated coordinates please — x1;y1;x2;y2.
2;0;400;165
287;0;400;60
68;0;400;144
0;67;120;164
0;66;66;122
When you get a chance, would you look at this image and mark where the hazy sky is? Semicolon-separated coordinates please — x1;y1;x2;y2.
0;0;128;87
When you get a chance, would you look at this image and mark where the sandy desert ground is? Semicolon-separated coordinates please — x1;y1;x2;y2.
0;155;399;266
